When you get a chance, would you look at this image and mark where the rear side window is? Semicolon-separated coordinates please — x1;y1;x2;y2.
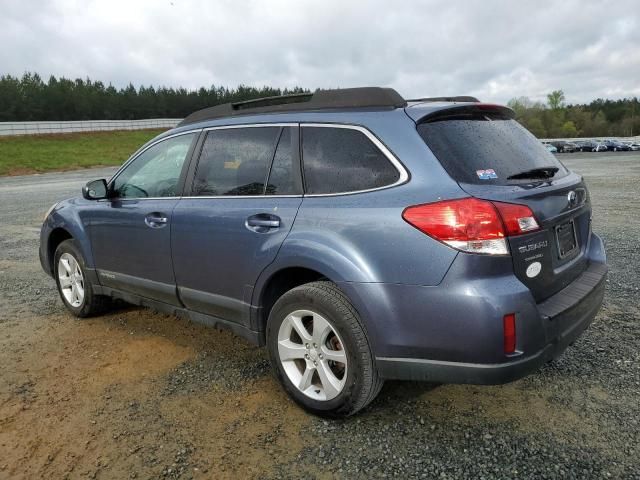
417;111;568;185
302;127;400;194
193;127;280;196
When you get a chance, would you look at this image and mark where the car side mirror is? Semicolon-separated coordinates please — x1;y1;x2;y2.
82;179;109;200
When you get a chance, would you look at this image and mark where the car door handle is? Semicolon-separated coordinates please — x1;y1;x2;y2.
145;213;168;228
248;218;280;228
246;214;281;232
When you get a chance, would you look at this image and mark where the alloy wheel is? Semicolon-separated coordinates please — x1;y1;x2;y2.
277;309;347;401
58;253;85;307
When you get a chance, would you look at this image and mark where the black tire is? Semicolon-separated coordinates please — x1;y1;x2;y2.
54;239;110;317
266;281;383;417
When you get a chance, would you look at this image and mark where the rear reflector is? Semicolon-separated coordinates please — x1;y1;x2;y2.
503;313;516;354
402;198;539;255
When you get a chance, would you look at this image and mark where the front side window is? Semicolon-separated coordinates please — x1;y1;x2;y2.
302;127;400;194
112;133;196;198
193;127;280;196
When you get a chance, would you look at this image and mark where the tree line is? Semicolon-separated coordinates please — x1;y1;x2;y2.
1;73;638;138
0;73;308;122
508;90;639;138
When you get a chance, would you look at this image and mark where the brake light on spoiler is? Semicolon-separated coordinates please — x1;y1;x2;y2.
402;198;539;255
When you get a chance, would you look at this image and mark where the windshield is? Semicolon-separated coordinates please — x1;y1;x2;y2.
417;111;568;185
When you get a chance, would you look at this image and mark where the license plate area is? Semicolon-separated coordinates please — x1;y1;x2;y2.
555;220;578;259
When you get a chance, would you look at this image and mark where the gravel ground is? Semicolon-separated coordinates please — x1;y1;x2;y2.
0;152;639;479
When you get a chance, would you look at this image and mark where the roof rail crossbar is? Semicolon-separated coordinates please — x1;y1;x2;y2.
407;96;480;103
178;87;407;126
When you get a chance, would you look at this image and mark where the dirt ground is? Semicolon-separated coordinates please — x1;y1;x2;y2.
1;153;639;479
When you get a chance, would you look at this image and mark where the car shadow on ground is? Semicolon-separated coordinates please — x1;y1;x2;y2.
370;381;442;409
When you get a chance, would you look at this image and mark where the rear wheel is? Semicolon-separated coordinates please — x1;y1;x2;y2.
266;281;382;416
54;240;110;317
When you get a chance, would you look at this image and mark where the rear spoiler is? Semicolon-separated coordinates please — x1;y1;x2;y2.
414;104;516;124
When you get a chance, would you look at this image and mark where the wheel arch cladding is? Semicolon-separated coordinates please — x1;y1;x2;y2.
48;227;73;271
45;206;96;271
255;266;328;331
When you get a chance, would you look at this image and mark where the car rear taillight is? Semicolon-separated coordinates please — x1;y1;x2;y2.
503;313;516;354
492;202;539;236
402;198;539;255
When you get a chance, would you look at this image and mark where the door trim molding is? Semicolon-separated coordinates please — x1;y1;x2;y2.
96;269;180;306
177;286;250;327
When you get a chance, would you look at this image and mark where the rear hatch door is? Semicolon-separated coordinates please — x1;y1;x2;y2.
415;104;591;302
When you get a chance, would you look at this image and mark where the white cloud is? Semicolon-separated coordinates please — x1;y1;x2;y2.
1;0;638;103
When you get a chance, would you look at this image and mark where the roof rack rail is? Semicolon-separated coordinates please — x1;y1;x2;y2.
407;96;480;103
178;87;407;126
232;92;313;110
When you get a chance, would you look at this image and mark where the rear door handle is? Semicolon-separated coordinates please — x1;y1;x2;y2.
246;214;281;232
248;218;280;228
145;213;168;228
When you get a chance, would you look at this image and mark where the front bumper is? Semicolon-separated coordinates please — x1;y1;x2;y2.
376;261;606;383
39;222;53;277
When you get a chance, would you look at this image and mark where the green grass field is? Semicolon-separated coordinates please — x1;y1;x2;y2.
0;129;167;176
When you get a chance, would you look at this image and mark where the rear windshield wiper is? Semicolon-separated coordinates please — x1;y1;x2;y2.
507;167;559;180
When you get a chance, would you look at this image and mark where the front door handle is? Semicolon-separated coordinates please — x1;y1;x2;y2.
145;213;168;228
246;214;281;232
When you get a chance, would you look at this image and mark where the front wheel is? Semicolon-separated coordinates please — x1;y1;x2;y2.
266;281;383;417
54;239;110;317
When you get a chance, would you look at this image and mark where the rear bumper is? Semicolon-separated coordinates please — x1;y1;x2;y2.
335;231;607;384
376;262;606;383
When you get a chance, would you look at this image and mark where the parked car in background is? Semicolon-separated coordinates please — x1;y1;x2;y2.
550;141;577;153
564;142;578;153
623;141;640;151
544;143;558;153
604;140;630;151
39;87;608;416
593;143;608;152
574;140;597;152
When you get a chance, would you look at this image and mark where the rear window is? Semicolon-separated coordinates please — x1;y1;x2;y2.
417;110;568;185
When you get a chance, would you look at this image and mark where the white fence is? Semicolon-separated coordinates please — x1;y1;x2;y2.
0;118;182;136
1;119;638;142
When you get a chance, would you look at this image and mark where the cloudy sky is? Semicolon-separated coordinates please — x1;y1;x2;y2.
2;0;639;104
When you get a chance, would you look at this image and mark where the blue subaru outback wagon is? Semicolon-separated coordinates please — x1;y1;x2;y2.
40;88;607;416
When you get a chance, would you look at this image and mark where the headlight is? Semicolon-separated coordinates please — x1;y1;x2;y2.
43;202;60;223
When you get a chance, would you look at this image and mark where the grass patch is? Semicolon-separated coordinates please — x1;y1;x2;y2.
0;129;167;176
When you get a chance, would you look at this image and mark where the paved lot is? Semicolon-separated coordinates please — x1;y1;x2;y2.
0;153;639;479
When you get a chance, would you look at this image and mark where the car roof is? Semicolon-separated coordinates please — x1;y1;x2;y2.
178;87;407;127
175;87;488;129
